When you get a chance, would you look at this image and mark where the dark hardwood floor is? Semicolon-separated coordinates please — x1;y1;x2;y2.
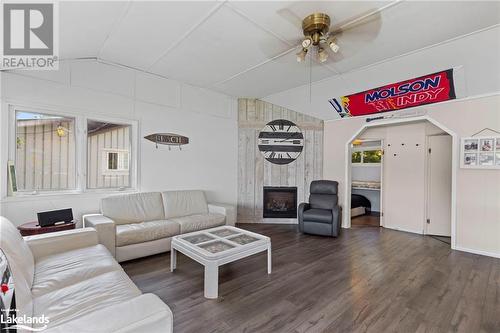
351;213;380;227
122;224;500;333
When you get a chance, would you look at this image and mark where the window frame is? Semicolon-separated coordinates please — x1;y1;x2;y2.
6;104;139;197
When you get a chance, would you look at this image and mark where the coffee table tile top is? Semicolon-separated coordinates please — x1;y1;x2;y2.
176;226;269;258
183;234;216;244
199;241;235;253
228;234;259;245
209;228;240;237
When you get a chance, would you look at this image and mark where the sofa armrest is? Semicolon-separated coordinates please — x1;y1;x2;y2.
25;228;98;261
297;203;311;232
208;203;236;226
83;214;116;257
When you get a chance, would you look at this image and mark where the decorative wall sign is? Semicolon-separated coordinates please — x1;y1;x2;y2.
144;133;189;150
460;136;500;169
258;119;304;165
329;69;456;118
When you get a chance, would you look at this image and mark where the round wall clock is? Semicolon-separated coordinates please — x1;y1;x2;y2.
258;119;304;165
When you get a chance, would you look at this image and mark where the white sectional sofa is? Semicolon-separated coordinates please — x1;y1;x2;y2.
0;216;172;333
83;190;236;262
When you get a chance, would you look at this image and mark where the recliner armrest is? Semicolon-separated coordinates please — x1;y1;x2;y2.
25;228;98;261
83;214;116;257
208;203;236;226
297;203;311;232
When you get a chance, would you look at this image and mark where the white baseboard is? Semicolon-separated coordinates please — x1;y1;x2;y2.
453;246;500;259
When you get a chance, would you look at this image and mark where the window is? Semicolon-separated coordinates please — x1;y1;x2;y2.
7;106;137;196
352;149;382;164
14;111;76;192
352;151;362;163
102;150;129;174
363;150;382;163
87;120;132;189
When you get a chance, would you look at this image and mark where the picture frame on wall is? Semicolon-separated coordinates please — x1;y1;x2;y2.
461;136;500;169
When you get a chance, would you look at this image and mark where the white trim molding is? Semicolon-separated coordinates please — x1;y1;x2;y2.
454;246;500;259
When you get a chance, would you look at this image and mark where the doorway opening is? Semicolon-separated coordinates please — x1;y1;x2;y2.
350;139;383;227
344;116;458;249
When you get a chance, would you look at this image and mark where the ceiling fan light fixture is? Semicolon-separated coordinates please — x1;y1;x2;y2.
301;37;312;48
328;38;340;53
296;48;308;62
318;47;328;63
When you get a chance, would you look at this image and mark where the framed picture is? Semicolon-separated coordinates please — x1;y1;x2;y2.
479;153;494;166
7;161;17;194
480;138;494;152
463;153;477;166
461;136;500;169
463;139;478;151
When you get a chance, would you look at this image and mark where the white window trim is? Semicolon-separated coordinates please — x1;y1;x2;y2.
4;103;139;198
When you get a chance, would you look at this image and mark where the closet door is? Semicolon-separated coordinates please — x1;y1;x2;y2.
426;135;452;236
383;123;426;234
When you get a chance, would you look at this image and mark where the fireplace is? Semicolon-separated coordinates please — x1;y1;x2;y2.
263;187;298;218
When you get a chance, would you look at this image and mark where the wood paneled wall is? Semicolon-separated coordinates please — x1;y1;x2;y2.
16;121;76;191
238;99;323;223
87;126;130;189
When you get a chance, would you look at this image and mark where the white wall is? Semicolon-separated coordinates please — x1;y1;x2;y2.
263;25;500;120
324;94;500;258
0;61;238;226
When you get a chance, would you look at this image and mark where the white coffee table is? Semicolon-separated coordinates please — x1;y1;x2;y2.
170;226;271;299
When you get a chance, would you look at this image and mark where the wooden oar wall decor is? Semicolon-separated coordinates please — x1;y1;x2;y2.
144;133;189;150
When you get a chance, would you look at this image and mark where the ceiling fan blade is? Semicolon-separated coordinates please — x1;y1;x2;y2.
324;9;383;64
276;7;303;29
329;9;382;36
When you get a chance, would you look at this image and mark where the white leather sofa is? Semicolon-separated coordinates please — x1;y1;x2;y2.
83;190;236;262
0;217;173;333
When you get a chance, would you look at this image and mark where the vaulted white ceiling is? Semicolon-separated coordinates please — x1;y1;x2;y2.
60;1;500;102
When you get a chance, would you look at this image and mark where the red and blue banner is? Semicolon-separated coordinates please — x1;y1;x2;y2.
329;69;456;118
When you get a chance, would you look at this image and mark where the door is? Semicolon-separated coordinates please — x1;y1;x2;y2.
426;135;452;236
383;123;426;234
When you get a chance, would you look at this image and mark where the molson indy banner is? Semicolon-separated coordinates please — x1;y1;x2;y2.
329;69;456;118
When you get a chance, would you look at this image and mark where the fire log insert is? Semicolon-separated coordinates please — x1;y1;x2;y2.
263;186;298;218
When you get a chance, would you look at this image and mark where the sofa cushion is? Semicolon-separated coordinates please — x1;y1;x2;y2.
101;192;165;225
33;270;142;329
169;213;225;233
44;294;173;333
303;208;333;224
32;244;120;297
116;220;180;247
161;190;208;219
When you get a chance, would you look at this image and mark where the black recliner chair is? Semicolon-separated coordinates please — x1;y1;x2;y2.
298;180;342;237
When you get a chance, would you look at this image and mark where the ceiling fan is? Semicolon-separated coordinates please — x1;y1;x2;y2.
275;7;385;65
296;13;340;63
